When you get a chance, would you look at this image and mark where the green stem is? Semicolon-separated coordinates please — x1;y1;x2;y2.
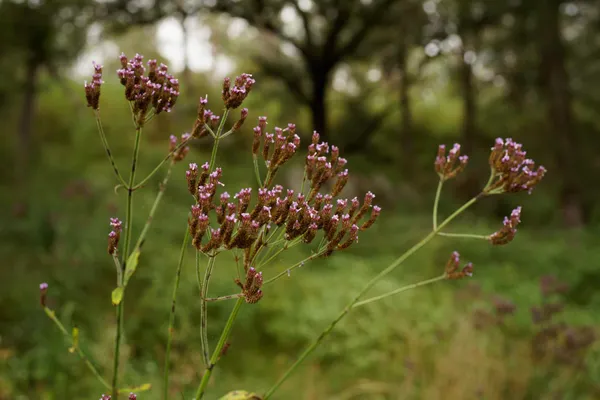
44;307;110;390
205;293;242;302
94;111;129;188
134;162;174;252
352;275;447;308
433;178;443;229
255;227;285;266
263;249;326;285
133;139;190;190
112;125;142;398
437;232;488;240
256;242;288;270
209;109;230;171
253;154;263;187
112;253;122;287
300;168;308;195
163;228;190;400
264;169;273;188
200;256;217;367
262;195;480;399
194;297;244;399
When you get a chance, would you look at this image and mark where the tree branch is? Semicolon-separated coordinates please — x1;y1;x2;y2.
333;0;396;63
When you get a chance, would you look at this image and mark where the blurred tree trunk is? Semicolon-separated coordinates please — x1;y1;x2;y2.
459;48;476;156
16;58;39;193
398;37;414;174
310;67;329;141
179;12;193;95
458;42;480;197
538;0;583;227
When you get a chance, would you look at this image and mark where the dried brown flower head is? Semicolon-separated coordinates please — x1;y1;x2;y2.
84;62;103;110
488;206;521;245
445;251;473;280
486;138;546;194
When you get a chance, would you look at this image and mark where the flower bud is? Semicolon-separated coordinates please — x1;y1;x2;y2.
232;107;248;131
107;217;122;255
39;282;48;307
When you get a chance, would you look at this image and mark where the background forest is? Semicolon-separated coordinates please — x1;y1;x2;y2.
1;0;600;399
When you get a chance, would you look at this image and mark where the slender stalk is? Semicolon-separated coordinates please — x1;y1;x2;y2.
205;293;242;302
112;253;122;287
194;297;244;399
263;195;481;399
112;126;142;398
44;307;110;389
264;169;274;188
437;232;488;240
125;127;177;256
94;110;129;188
255;227;285;266
209;109;230;170
196;251;202;293
200;256;217;366
256;237;303;270
433;178;443;229
133;162;174;252
133;139;190;190
253;154;263;187
352;275;446;308
299;168;308;195
263;249;326;285
256;245;287;269
204;123;216;139
163;228;190;400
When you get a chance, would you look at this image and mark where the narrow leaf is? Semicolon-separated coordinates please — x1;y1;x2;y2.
111;287;124;305
119;383;152;393
219;390;263;400
123;249;141;286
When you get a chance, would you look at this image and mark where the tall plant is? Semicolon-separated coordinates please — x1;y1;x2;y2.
39;53;546;399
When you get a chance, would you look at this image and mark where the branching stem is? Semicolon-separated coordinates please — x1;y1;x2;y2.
263;194;481;399
163;228;190;400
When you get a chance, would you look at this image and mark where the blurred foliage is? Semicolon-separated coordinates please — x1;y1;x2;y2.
2;0;600;399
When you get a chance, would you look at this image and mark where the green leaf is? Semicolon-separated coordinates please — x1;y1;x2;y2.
112;287;124;305
123;249;141;286
218;390;262;400
119;383;151;393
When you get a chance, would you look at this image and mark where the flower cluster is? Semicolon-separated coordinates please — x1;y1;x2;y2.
107;217;123;255
222;73;255;109
252;117;301;185
488;206;521;245
434;143;468;181
186;166;380;257
236;267;264;303
486;138;546;194
445;251;473;280
169;133;191;163
84;62;103;110
305;132;350;199
117;53;180;125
